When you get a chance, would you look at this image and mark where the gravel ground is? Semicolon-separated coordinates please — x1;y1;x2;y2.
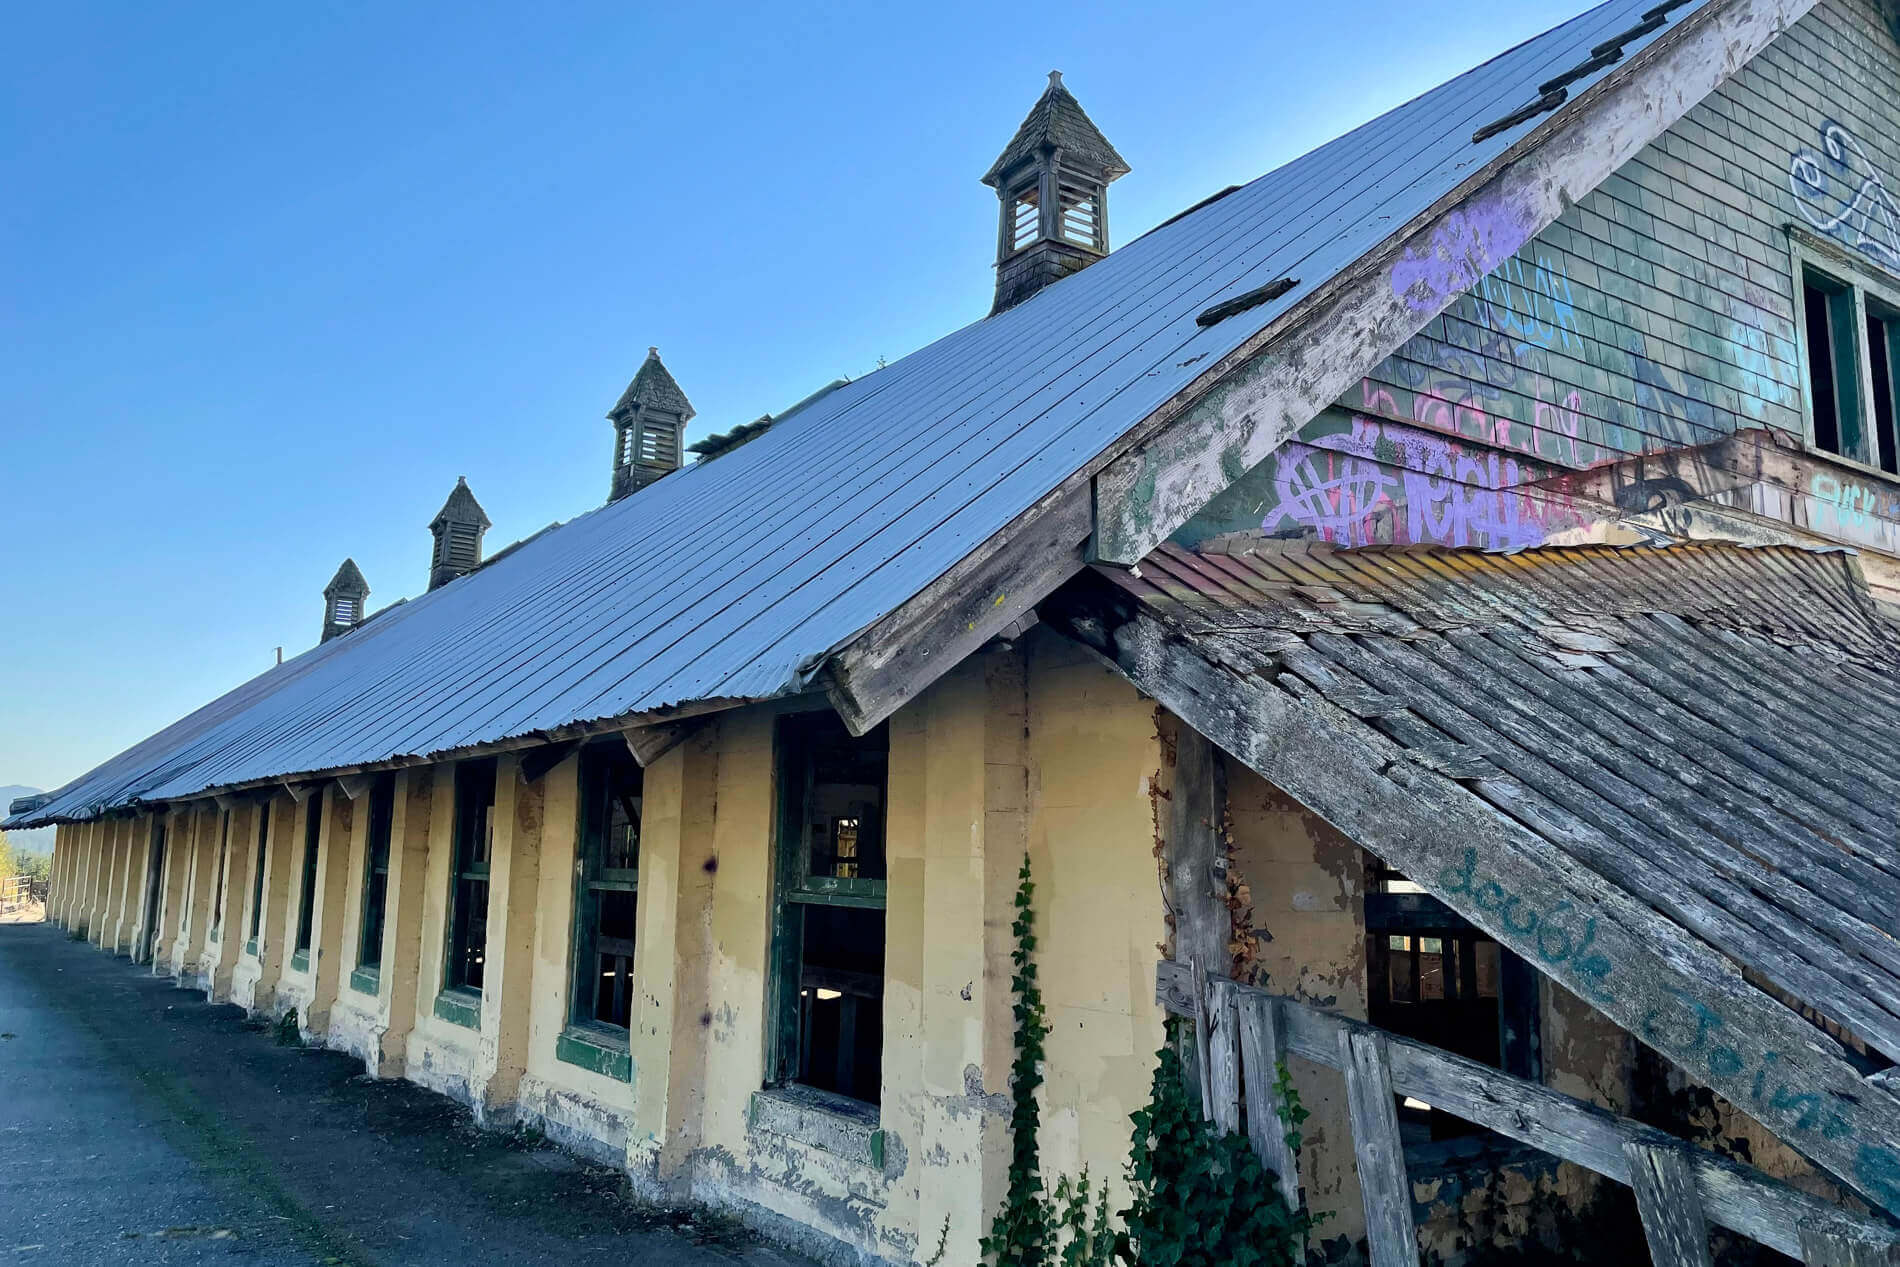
0;923;810;1266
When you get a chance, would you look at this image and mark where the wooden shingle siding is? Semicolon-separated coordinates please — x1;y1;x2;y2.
1347;0;1900;470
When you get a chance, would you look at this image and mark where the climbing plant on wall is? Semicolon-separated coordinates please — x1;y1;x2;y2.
984;852;1318;1267
984;853;1055;1264
1116;1026;1319;1267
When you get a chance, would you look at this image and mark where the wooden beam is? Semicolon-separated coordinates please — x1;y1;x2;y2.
1801;1224;1900;1267
1340;1029;1417;1267
823;484;1091;734
1155;966;1899;1259
622;721;697;769
1054;586;1900;1215
517;741;577;784
1238;990;1303;1215
1169;727;1230;973
334;773;376;801
1089;0;1813;564
1627;1142;1715;1267
1208;978;1241;1136
283;780;320;804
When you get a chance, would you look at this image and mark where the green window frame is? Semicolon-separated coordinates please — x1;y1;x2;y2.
1795;245;1900;476
356;774;396;969
570;743;643;1032
443;759;496;996
767;712;888;1106
247;802;270;943
293;792;322;956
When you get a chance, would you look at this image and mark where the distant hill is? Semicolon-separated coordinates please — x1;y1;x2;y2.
0;786;55;858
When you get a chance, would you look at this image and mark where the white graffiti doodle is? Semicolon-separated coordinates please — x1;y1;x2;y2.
1790;122;1900;268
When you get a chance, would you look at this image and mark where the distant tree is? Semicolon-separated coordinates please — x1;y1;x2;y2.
0;831;14;881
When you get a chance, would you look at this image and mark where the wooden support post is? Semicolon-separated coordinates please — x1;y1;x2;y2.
1208;979;1240;1136
1340;1028;1416;1267
1190;956;1214;1122
1169;729;1229;973
1238;990;1302;1214
1626;1141;1715;1267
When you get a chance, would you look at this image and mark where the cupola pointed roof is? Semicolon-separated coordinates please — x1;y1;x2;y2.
428;476;491;532
609;347;696;423
323;558;368;597
981;71;1129;188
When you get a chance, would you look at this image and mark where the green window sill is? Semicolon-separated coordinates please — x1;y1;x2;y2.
348;964;381;997
432;989;482;1030
555;1027;633;1082
289;948;310;973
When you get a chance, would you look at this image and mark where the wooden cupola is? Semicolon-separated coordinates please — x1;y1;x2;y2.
427;476;491;592
607;347;696;502
320;558;369;644
982;71;1129;316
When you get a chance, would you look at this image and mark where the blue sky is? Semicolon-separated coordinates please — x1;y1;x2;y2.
2;0;1591;793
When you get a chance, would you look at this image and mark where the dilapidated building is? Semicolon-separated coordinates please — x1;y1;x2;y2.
18;0;1900;1261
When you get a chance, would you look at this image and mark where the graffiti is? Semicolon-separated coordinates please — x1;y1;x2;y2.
1810;471;1900;526
1790;121;1900;268
1264;415;1580;550
1473;253;1582;355
1436;849;1614;1000
1390;197;1535;315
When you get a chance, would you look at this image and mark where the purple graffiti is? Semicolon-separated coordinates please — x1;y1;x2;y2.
1390;197;1536;316
1266;416;1580;550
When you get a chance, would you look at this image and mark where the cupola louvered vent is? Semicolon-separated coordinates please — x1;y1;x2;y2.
319;558;370;644
982;71;1128;315
606;347;696;503
426;477;491;592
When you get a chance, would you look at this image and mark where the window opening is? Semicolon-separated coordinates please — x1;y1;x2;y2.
248;804;269;941
770;712;888;1105
293;793;321;954
210;809;230;934
444;759;496;994
1799;257;1900;473
1367;861;1540;1151
357;775;396;969
572;744;642;1030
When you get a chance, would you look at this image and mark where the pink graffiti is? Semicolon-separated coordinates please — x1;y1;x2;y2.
1268;416;1580;550
1358;378;1607;470
1390;197;1535;315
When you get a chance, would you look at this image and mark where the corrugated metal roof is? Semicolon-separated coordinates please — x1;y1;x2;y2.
8;0;1710;828
1105;539;1900;1060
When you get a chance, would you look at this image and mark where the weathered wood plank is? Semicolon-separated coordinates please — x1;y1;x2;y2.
1340;1029;1416;1267
1055;588;1900;1216
1801;1223;1900;1267
1238;990;1303;1214
1209;979;1241;1136
1627;1141;1715;1267
623;722;695;769
823;484;1091;735
1191;955;1214;1122
1090;0;1813;564
1155;968;1900;1259
1169;726;1230;974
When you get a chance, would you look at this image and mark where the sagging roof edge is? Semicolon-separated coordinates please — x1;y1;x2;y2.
818;0;1792;736
3;692;777;831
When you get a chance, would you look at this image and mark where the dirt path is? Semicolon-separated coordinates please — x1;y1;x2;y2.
0;924;809;1265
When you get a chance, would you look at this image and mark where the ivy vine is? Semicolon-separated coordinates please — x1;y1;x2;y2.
983;852;1055;1264
983;852;1323;1267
